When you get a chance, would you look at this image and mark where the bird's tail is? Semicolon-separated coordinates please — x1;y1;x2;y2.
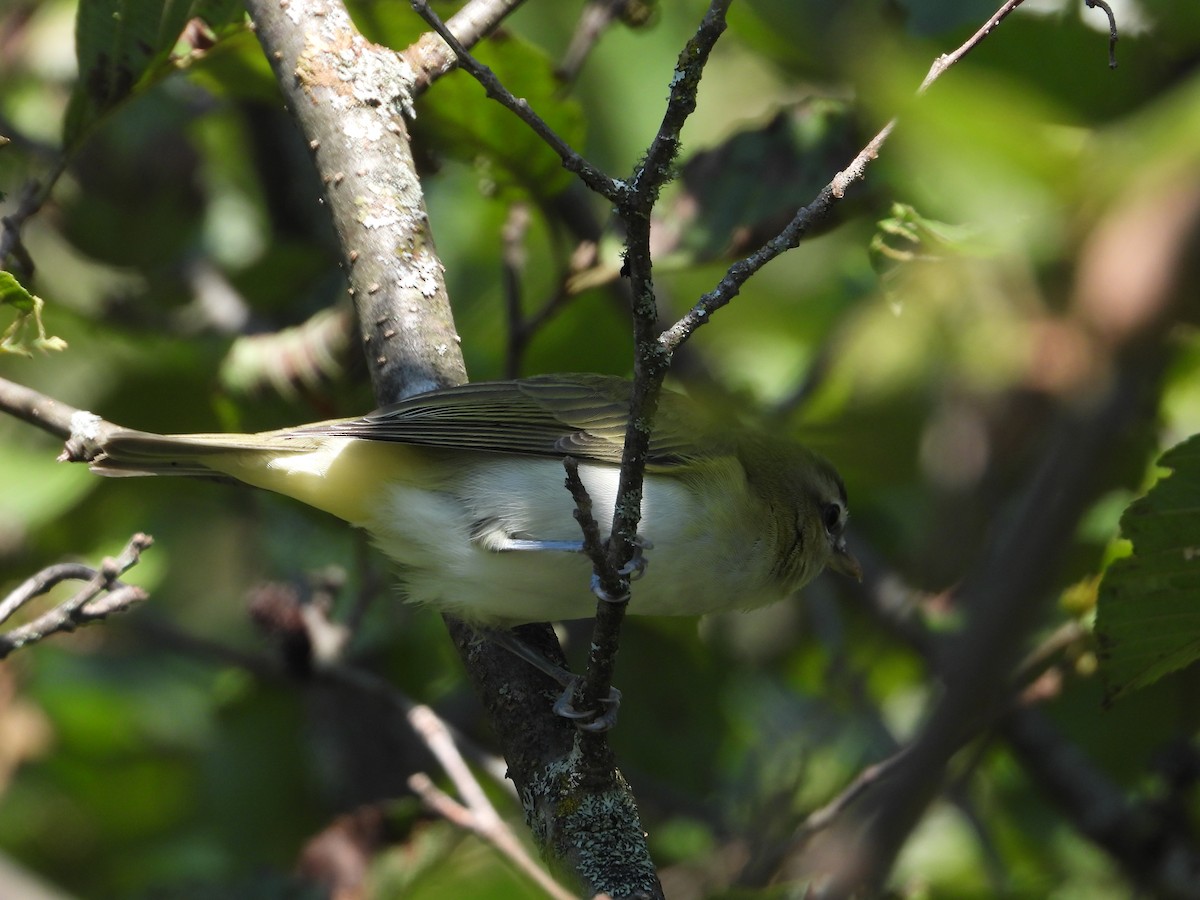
90;428;322;479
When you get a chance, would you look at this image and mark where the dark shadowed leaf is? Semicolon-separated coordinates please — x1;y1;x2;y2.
413;33;585;200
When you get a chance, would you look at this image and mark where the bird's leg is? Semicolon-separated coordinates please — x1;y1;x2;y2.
619;535;652;580
488;537;587;552
480;627;622;732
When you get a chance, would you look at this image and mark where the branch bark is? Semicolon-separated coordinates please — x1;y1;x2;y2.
245;0;466;404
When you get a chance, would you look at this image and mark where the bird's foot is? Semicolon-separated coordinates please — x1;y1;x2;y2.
552;677;622;732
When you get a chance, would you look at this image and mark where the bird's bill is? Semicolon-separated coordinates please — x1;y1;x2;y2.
829;543;863;582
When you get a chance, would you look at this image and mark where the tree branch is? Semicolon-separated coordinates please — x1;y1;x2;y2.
808;154;1195;900
245;0;466;404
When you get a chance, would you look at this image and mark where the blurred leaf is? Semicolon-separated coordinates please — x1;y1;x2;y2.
869;202;994;274
414;32;585;200
0;272;67;354
63;0;245;150
219;305;355;399
0;444;94;531
728;0;894;79
1096;434;1200;703
896;0;1011;37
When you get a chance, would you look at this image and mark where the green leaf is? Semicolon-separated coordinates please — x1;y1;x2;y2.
1096;434;1200;703
63;0;245;150
413;33;585;200
0;271;67;354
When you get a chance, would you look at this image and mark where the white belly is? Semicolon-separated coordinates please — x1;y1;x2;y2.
362;456;786;623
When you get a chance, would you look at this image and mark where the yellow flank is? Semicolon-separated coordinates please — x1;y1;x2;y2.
203;438;446;527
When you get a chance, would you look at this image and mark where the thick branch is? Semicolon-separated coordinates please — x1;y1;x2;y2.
246;0;466;404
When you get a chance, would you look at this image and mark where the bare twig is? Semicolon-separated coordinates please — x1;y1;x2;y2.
0;374;84;440
809;170;1199;900
0;534;153;658
558;0;648;83
562;458;610;583
408;706;580;900
660;0;1041;357
573;0;733;761
1085;0;1120;69
326;660;576;896
917;0;1028;92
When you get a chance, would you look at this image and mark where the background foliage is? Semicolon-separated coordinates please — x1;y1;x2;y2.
1;0;1199;897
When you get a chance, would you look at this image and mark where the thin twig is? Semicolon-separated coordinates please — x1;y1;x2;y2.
320;662;512;792
562;458;621;602
660;0;1041;357
573;0;733;752
406;702;578;899
0;533;154;658
409;773;580;900
0;373;84;440
1084;0;1119;69
796;747;914;841
918;0;1028;92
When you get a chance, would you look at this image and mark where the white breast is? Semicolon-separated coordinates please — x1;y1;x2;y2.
362;456;787;623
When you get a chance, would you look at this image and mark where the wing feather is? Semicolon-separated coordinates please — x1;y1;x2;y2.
291;374;722;467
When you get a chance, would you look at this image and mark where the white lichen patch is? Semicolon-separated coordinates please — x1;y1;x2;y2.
342;112;384;143
395;251;443;298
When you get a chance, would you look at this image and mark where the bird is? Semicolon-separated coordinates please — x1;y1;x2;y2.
89;374;860;624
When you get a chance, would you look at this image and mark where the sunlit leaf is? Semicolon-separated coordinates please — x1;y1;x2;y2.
1096;434;1200;703
0;271;67;354
63;0;245;149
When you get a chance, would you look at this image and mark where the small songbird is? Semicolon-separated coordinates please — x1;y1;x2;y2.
90;374;860;623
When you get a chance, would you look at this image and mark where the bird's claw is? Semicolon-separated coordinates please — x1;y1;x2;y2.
552;677;623;732
590;572;630;604
620;536;652;580
589;536;653;601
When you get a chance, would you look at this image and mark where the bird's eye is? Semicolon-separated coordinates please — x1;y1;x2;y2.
821;501;843;534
